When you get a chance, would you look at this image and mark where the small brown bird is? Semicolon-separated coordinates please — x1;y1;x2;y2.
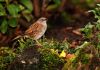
25;17;47;40
13;17;47;45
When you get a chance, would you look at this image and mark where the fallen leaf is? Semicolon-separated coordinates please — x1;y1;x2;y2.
59;50;66;57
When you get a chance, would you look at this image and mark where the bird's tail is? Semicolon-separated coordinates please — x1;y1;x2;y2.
12;35;23;41
12;35;30;41
11;35;31;49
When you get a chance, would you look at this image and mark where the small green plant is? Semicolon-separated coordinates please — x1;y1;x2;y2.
39;38;69;52
95;20;100;30
13;37;35;53
0;47;16;70
81;22;94;38
62;41;93;70
89;4;100;20
39;48;65;70
0;0;33;34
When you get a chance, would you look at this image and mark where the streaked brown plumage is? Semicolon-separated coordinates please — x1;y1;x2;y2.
25;17;47;40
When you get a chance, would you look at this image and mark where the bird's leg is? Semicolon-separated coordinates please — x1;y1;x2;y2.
42;35;46;40
35;40;42;46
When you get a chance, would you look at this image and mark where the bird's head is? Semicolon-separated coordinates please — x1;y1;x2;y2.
37;17;47;24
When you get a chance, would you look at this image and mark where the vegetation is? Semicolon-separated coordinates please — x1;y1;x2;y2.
0;0;33;34
0;47;16;70
0;0;100;70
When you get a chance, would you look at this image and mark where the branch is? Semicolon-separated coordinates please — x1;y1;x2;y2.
32;0;40;17
59;0;67;12
41;0;48;17
19;18;31;28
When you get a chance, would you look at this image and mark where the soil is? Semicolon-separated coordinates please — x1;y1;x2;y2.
46;12;94;48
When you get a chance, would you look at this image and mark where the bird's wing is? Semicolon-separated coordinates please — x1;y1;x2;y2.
25;22;44;36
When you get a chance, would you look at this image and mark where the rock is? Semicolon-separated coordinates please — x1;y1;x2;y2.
8;46;41;70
